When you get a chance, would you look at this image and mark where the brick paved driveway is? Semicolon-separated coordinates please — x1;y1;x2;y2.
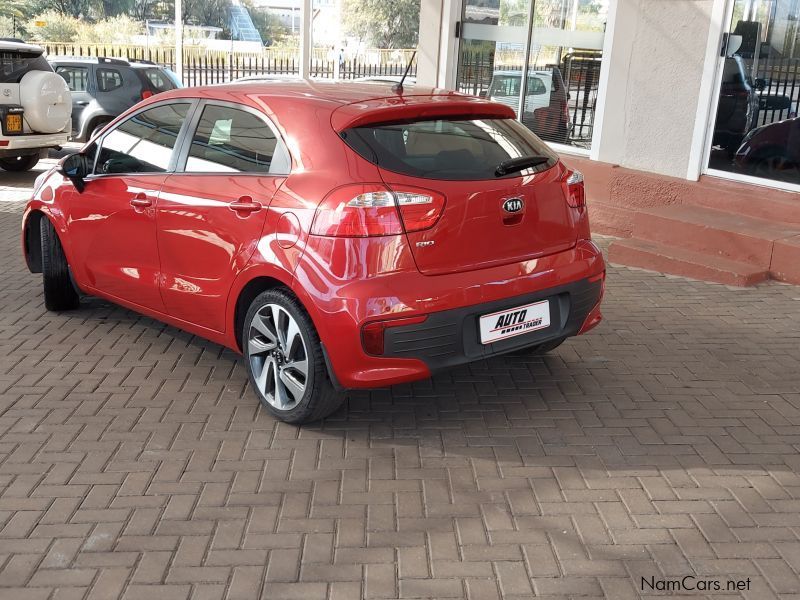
2;172;800;599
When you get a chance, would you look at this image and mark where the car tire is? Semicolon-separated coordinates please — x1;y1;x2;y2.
40;217;80;311
243;288;345;424
509;337;566;356
0;155;39;172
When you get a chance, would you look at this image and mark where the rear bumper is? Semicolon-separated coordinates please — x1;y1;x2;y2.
381;276;602;373
0;132;69;155
294;238;605;389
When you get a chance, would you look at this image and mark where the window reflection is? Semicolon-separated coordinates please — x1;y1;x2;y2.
95;103;189;174
709;0;800;186
456;0;608;150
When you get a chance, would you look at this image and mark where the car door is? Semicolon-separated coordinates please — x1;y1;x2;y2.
156;101;290;332
95;64;140;118
54;64;92;137
65;101;195;312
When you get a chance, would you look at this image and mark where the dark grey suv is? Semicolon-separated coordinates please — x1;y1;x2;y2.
49;56;181;142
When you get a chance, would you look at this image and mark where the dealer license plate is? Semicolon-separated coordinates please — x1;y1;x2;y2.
479;300;550;344
5;114;22;133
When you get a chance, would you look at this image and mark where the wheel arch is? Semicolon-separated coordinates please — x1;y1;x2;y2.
82;113;114;142
23;206;76;275
22;209;45;273
232;275;288;352
229;268;328;356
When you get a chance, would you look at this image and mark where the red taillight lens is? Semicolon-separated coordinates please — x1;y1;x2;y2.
311;184;445;237
362;315;428;355
141;90;154;100
395;188;445;232
564;169;585;208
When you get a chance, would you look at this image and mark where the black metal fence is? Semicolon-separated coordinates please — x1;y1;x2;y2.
750;57;800;126
44;43;417;86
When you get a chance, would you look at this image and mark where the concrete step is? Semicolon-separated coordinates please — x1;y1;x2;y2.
772;236;800;285
632;205;800;267
608;238;771;287
690;176;800;225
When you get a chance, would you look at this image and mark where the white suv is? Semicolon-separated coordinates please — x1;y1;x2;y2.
0;40;71;172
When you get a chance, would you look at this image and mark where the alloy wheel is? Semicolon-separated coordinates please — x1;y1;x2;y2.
248;303;309;410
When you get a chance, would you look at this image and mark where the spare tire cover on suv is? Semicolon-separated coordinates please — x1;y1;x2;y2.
19;70;71;133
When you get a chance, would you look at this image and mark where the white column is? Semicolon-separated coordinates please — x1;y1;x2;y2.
416;0;459;89
591;0;717;179
417;0;443;86
300;0;312;79
175;0;183;84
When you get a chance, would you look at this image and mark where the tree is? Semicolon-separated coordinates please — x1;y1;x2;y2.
27;0;100;18
0;0;26;20
500;0;527;27
26;10;80;41
341;0;419;48
245;3;290;46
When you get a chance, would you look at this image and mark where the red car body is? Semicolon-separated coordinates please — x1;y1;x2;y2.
22;82;605;392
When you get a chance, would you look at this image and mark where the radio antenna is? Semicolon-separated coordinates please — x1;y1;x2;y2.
392;50;417;95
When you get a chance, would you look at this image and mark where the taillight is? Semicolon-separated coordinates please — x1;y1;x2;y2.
362;315;428;355
395;188;445;232
564;169;585;208
311;184;445;237
141;90;154;100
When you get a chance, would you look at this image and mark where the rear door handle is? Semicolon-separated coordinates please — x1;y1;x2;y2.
229;197;262;214
130;193;152;209
76;101;90;106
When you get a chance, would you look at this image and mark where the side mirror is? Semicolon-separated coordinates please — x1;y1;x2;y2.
754;77;767;91
479;90;488;98
58;153;90;193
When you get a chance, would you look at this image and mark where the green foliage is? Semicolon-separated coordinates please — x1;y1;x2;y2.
27;0;99;19
0;0;27;19
24;10;141;42
245;2;291;46
26;10;80;41
75;14;142;42
500;0;528;27
0;16;18;37
341;0;419;48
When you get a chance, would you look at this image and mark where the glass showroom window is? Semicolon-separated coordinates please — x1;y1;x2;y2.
456;0;609;151
707;0;800;188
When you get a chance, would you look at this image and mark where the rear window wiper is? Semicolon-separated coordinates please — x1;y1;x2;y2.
494;155;550;177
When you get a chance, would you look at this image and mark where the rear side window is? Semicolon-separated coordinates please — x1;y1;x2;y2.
0;50;52;83
185;104;285;174
141;68;176;92
56;65;89;91
342;117;558;181
96;68;123;92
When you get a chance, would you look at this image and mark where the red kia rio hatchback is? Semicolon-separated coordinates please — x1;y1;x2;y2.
22;81;605;423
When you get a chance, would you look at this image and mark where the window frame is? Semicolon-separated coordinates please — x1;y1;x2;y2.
174;99;292;177
55;64;91;93
88;98;200;178
95;67;125;93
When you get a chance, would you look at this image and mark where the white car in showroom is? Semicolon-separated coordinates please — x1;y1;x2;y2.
0;39;71;172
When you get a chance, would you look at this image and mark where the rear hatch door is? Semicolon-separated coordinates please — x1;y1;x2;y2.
340;112;576;275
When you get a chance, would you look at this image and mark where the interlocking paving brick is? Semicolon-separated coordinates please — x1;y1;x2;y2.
2;190;800;598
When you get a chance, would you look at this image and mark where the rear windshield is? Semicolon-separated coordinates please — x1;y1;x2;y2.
489;75;547;97
140;67;178;92
341;117;558;181
0;50;52;83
